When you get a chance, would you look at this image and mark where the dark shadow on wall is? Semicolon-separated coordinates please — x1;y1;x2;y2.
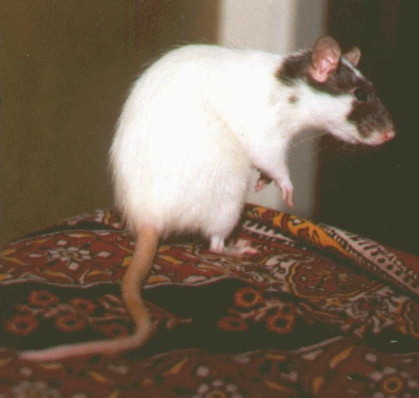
0;0;219;244
316;0;418;254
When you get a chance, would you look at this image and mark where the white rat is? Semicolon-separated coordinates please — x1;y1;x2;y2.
20;36;394;361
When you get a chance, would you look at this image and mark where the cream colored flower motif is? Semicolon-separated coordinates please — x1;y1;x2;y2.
48;247;92;271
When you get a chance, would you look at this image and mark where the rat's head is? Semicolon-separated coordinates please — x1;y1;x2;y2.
279;36;395;146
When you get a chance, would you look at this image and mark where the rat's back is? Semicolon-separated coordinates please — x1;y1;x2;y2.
110;45;254;238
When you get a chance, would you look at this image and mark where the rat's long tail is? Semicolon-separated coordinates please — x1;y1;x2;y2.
19;225;159;361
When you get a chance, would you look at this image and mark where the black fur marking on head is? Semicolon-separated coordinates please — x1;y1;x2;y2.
277;51;393;137
348;93;393;137
277;51;360;95
277;51;312;87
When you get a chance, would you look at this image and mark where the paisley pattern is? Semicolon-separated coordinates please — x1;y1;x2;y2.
0;204;418;397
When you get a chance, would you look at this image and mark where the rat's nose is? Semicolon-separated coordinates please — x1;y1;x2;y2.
382;129;395;142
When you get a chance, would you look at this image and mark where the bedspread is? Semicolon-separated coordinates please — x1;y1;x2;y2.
0;204;418;397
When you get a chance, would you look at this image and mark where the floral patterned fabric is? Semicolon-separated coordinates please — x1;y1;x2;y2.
0;204;418;397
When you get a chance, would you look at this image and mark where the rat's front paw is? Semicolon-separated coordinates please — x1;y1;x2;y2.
254;172;273;192
276;179;294;207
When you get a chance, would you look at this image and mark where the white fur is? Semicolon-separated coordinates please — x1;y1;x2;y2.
109;44;365;241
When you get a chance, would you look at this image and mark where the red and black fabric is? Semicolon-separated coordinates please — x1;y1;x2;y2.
0;204;418;397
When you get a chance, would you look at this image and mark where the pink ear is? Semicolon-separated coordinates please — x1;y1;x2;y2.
343;47;361;67
309;36;341;83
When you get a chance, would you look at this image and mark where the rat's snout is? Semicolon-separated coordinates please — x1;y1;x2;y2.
382;129;395;142
364;128;395;146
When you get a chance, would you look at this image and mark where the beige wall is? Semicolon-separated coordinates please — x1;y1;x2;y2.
218;0;326;218
0;0;218;244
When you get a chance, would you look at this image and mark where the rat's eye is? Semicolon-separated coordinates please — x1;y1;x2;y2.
354;87;368;102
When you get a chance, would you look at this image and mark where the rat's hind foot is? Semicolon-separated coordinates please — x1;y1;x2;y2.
210;236;258;257
228;239;259;256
